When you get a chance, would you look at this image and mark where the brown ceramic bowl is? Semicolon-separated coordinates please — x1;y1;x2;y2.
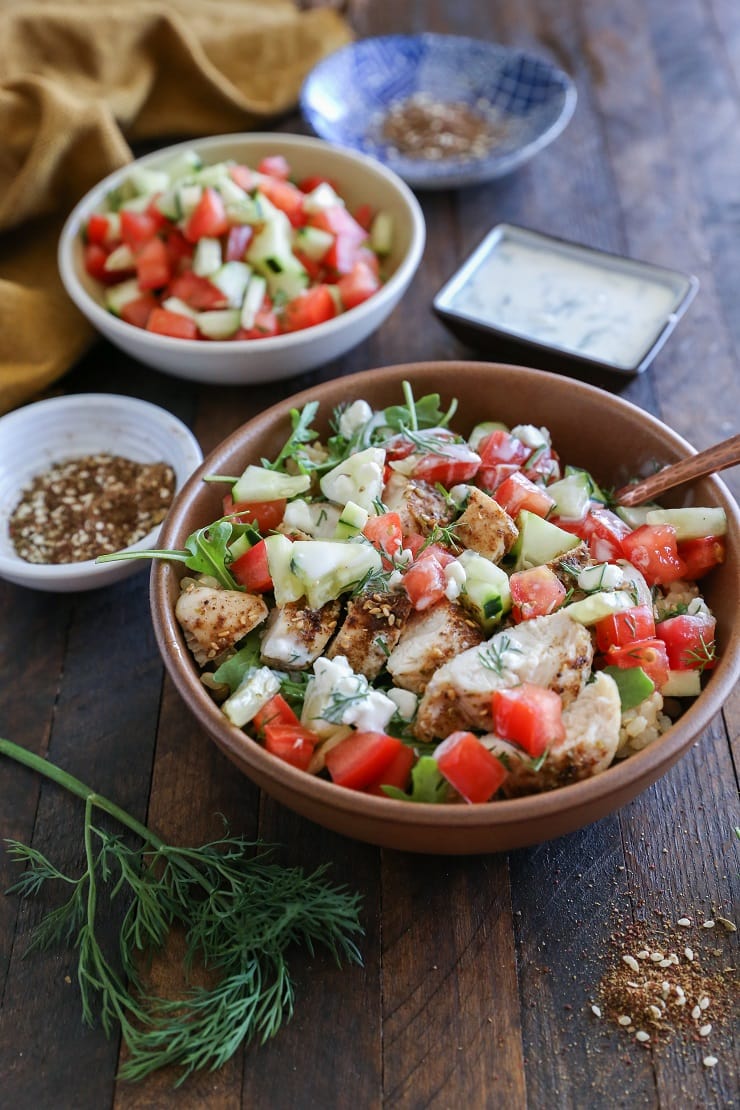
150;362;740;854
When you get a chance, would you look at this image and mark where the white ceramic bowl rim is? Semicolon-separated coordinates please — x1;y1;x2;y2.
57;132;426;355
0;393;203;586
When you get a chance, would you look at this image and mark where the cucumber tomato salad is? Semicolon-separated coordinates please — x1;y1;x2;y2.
126;386;725;805
81;150;392;340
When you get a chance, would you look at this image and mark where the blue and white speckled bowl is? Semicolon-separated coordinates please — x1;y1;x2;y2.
301;33;577;189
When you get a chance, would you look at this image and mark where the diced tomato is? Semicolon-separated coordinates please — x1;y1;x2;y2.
523;445;560;483
356;245;381;276
323;234;360;275
365;745;415;796
257;177;306;227
595;605;656;653
229;539;273;591
363;512;404;567
410;443;481;487
83;242;123;284
353;203;375;231
86;213;116;246
120;292;157;329
258;155;291;179
492;683;565;758
230;164;257;191
163;228;193;270
677;536;726;580
401;532;427;560
253;693;300;732
308;205;368;245
555;506;632;563
476;462;521;493
435;731;508;804
605;638;670;688
655;613;717;671
509;565;566;623
183;186;228;242
222;496;286;531
120;209;160;249
146;307;198;339
236;298;280;340
263;723;319;771
476;429;531;491
402;554;448;610
494;471;555;519
621;524;686;586
325;731;403;791
293;249;327;282
282;285;337;332
135;237;171;290
225;225;254;262
337;260;382;309
169;270;227;310
298;175;338;194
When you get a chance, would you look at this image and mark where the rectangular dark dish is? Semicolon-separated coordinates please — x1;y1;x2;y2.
433;223;699;376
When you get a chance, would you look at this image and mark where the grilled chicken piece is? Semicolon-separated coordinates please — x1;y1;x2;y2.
414;609;593;742
386;598;484;695
260;600;341;670
483;671;621;795
327;590;412;679
547;541;592;585
176;585;268;666
454;487;518;563
383;473;456;536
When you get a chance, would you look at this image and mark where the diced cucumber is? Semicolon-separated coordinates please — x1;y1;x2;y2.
302;182;345;214
196;309;241;339
154;188;181;221
128;166;171;197
564;464;608;504
645;506;727;541
320;447;386;511
282;499;340;539
161;296;198;320
228;533;252;562
289;540;381;609
119;194;153;214
268;268;310;301
105;180;136;211
263;534;305;606
222;667;280;727
545;472;592;522
602;665;655;710
564;590;636;625
335;501;369;539
194;162;233;189
369;211;393;255
240;274;268;330
661;669;702;697
615;504;656;530
213;178;248;207
104;279;141;317
457;550;511;631
224;196;263;226
163;149;203;181
510;510;581;571
192;237;223;277
468;420;508;450
577;562;624;592
211;261;251;308
103;244;136;272
512;424;549;449
177;183;204;219
232;466;310;503
293;225;334;261
247;218;308;299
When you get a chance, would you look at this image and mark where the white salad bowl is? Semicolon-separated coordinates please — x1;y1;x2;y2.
57;133;426;385
0;393;203;592
150;362;740;854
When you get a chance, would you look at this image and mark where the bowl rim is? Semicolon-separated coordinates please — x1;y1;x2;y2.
300;32;578;188
57;132;426;355
150;360;740;834
0;392;203;585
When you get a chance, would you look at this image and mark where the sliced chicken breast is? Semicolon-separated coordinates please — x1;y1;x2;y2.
454;487;518;563
259;599;341;670
386;598;484;695
327;590;412;679
176;585;268;666
383;473;456;536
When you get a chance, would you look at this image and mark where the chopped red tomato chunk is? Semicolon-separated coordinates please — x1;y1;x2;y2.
263;723;319;771
655;613;716;670
676;536;725;579
435;731;508;803
222;495;286;531
365;745;415;796
146;307;198;339
183;186;228;242
509;565;566;622
402;554;448;610
492;683;565;758
325;731;403;791
229;539;273;592
253;694;300;732
621;524;686;586
494;471;555;519
363;512;404;566
282;285;336;332
605;638;670;688
595;605;656;653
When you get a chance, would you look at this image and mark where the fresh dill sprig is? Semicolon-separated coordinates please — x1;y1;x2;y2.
421;522;461;552
321;685;369;725
0;738;362;1087
478;636;523;676
682;636;716;672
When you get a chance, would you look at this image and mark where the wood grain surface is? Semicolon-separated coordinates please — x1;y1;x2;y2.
1;2;738;1108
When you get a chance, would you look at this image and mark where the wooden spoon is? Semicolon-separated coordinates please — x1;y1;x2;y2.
614;433;740;507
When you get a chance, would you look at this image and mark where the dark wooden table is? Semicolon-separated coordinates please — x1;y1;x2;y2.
1;2;739;1107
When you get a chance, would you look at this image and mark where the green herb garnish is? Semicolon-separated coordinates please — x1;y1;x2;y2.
96;520;238;591
478;636;523;676
262;402;320;473
382;755;448;804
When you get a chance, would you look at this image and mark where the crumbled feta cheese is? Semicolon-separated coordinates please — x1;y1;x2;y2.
444;560;467;601
338;399;373;439
578;562;625;592
300;655;395;737
511;424;549;449
387;687;418;720
320;447;386;510
448;484;472;507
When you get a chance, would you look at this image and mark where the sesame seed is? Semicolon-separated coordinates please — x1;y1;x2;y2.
675;996;687;1006
685;947;694;961
659;958;672;968
703;1056;718;1068
623;955;640;972
703;920;715;929
661;981;671;994
591;1004;602;1017
699;1024;712;1037
650;951;664;962
617;1015;632;1026
635;1031;650;1043
676;918;692;927
691;1005;702;1019
648;1005;662;1019
626;980;640;988
699;996;710;1010
636;950;650;960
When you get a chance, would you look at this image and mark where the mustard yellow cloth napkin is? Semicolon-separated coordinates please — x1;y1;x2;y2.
0;0;352;414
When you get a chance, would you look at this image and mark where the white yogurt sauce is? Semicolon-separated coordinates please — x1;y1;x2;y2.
450;238;681;369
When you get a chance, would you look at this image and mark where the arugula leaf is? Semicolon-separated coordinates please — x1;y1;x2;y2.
96;519;238;590
382;755;449;804
262;402;320;472
211;634;263;693
382;382;458;434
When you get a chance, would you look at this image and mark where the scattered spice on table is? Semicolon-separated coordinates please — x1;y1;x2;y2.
9;454;175;564
380;92;507;161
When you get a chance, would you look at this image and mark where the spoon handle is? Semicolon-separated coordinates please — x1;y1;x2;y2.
614;433;740;507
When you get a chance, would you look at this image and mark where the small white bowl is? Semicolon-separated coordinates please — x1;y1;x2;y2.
0;394;203;592
57;133;426;385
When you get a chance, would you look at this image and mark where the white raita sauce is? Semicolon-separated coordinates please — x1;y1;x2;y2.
451;239;680;369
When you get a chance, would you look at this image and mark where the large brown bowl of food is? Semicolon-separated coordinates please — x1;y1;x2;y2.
149;362;740;853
